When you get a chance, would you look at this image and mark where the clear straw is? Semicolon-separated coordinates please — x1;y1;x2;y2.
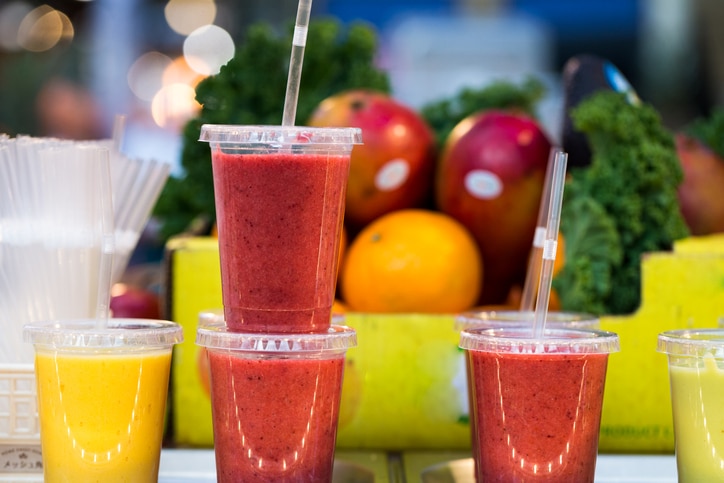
520;147;564;311
112;114;126;152
281;0;313;126
94;146;116;326
532;151;568;338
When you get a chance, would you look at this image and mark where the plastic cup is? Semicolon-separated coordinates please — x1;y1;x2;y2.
455;310;600;478
460;327;619;482
196;312;356;482
658;329;724;481
199;125;362;333
23;319;183;483
455;310;599;331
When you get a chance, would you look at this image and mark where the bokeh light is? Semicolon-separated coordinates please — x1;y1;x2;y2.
163;55;204;89
183;24;234;75
151;83;200;129
128;51;173;102
17;5;73;52
164;0;216;36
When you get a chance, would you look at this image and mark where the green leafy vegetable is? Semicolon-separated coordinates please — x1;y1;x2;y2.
420;77;546;149
153;19;390;240
685;108;724;159
554;91;690;315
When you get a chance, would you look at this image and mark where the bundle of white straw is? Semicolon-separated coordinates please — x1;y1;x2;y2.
0;136;114;363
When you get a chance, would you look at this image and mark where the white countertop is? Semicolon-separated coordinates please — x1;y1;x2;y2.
158;450;678;482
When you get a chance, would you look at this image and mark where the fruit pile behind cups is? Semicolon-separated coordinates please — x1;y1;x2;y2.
196;125;362;482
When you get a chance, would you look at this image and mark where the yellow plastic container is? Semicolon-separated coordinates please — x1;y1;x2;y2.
165;235;724;452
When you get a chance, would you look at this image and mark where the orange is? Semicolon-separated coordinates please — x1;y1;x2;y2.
340;209;483;313
553;233;565;276
332;299;348;314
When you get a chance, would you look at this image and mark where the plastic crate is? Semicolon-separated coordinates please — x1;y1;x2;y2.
0;364;42;477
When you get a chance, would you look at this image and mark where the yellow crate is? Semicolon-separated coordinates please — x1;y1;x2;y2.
165;237;220;447
165;235;724;452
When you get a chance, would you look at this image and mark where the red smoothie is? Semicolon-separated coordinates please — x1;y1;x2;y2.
468;350;609;482
207;350;345;482
211;150;349;332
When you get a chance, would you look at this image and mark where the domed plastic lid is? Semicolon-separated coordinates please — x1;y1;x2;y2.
459;327;620;355
24;319;183;349
455;310;599;331
658;329;724;357
199;125;363;146
196;310;356;353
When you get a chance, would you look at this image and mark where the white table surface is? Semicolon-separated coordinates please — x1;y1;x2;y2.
158;450;678;482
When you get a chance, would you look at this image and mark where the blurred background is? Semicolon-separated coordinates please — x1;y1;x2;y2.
0;0;720;168
1;0;720;300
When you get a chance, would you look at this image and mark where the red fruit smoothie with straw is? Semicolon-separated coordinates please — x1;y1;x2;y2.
207;350;345;482
468;350;609;482
211;150;349;333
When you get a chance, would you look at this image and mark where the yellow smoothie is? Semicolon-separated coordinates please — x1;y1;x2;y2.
670;353;724;481
35;349;172;483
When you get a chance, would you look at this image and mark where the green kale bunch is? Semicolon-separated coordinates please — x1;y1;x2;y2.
685;108;724;159
420;77;546;150
554;91;690;315
153;19;390;240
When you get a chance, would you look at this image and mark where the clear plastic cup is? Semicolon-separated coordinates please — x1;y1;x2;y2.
455;310;600;478
196;312;356;482
199;125;362;333
658;329;724;482
460;327;619;482
23;319;183;483
455;310;599;331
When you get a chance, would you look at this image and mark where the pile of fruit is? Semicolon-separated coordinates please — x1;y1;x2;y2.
156;20;724;317
308;88;556;313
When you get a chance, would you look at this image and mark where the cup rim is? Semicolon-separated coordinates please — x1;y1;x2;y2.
455;309;599;331
657;329;724;355
23;319;184;349
198;124;363;145
196;311;356;353
459;327;620;354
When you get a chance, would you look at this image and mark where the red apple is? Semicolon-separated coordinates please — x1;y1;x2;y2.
307;89;437;231
110;283;162;319
436;110;552;305
676;133;724;235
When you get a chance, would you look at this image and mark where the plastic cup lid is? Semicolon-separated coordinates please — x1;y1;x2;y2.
455;310;599;331
196;310;356;353
459;327;620;355
657;329;724;357
23;319;184;349
199;124;363;146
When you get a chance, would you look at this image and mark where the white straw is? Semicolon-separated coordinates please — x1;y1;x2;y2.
281;0;313;126
0;137;115;362
532;151;568;338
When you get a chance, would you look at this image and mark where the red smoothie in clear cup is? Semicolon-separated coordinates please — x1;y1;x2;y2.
197;317;356;483
455;310;601;480
208;352;344;482
460;327;618;483
201;125;362;333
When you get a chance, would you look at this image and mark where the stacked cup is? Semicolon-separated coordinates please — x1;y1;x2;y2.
196;125;362;482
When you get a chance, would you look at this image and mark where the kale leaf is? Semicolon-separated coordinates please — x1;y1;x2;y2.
555;91;690;315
